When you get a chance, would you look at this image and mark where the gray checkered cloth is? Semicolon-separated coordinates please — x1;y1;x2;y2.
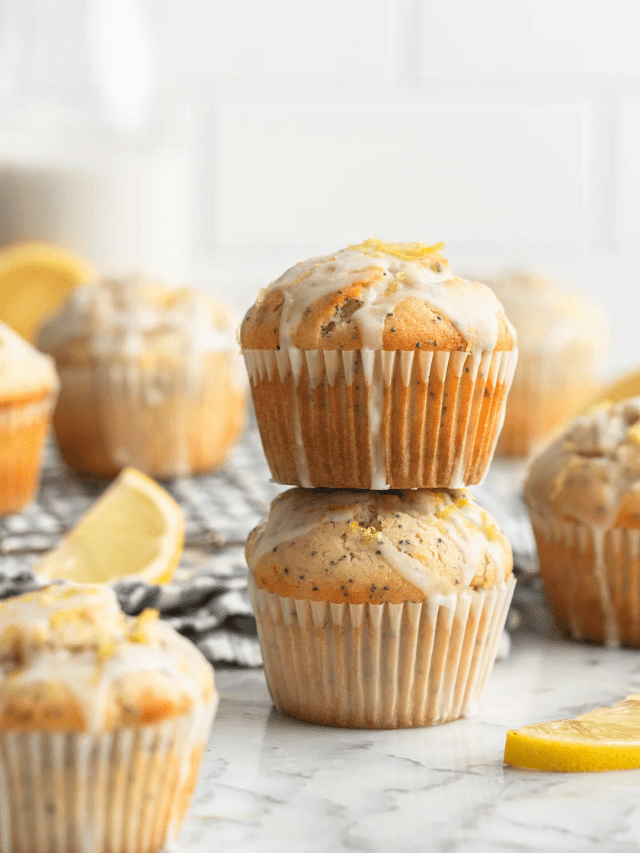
0;425;539;667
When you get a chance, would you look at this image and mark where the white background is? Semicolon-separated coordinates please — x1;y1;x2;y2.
2;0;640;376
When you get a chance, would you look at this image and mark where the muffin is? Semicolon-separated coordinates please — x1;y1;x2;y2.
0;583;217;853
0;321;59;515
524;398;640;647
484;271;608;457
37;275;247;479
240;239;517;490
246;487;515;728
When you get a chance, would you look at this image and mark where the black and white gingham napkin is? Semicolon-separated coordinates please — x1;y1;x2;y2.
0;422;539;667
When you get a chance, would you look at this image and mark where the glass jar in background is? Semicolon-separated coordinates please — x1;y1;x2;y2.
0;0;192;280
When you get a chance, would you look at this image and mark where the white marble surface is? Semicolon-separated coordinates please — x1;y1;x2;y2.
180;625;640;853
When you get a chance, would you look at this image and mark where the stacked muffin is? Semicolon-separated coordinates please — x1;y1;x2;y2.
240;239;518;728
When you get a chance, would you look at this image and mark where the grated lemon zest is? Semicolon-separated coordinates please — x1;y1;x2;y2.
348;238;446;263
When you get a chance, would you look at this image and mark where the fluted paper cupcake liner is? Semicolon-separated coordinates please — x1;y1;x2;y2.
0;697;217;853
496;349;601;457
0;393;57;515
530;511;640;648
249;577;515;728
243;346;518;489
54;354;245;478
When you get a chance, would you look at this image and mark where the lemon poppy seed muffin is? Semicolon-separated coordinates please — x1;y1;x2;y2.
246;487;515;728
524;397;640;648
0;583;217;853
0;321;59;515
240;239;517;490
485;271;608;457
37;275;247;479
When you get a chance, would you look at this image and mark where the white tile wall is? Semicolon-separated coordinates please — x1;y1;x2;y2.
158;0;394;80
419;2;640;77
211;99;590;252
5;0;640;377
616;104;640;248
157;0;640;379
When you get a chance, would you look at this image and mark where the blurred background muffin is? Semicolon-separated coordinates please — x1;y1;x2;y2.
485;271;609;458
241;239;517;490
0;321;58;515
0;582;217;853
37;275;247;479
524;397;640;647
246;486;515;728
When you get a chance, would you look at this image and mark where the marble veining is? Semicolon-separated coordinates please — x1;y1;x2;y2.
180;626;640;853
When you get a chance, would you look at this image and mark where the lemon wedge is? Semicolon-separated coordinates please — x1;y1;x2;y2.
35;468;184;586
0;241;94;341
581;368;640;413
504;695;640;772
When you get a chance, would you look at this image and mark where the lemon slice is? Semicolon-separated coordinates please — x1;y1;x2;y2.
0;241;94;341
504;695;640;771
35;468;184;586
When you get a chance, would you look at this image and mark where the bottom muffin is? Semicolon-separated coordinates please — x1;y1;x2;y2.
0;584;217;853
246;488;515;728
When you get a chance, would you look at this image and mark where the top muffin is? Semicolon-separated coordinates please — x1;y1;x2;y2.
240;240;517;490
241;238;515;354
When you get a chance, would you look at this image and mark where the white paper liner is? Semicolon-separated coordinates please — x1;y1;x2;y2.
55;352;243;478
529;511;640;648
249;576;515;728
0;696;217;853
243;346;518;489
0;394;56;430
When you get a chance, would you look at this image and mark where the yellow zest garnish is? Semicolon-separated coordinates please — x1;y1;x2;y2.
98;637;117;662
437;505;456;520
456;497;469;508
128;608;159;644
49;607;92;630
349;521;381;544
348;238;446;263
384;281;399;297
483;523;499;542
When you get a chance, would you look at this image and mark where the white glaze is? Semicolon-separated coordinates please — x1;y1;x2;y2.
263;243;514;355
248;489;509;600
0;585;210;732
0;322;58;399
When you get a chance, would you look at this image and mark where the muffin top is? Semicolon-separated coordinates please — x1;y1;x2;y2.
0;321;59;403
484;270;607;355
37;275;241;368
246;487;512;604
241;239;516;355
0;583;215;732
524;398;640;528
